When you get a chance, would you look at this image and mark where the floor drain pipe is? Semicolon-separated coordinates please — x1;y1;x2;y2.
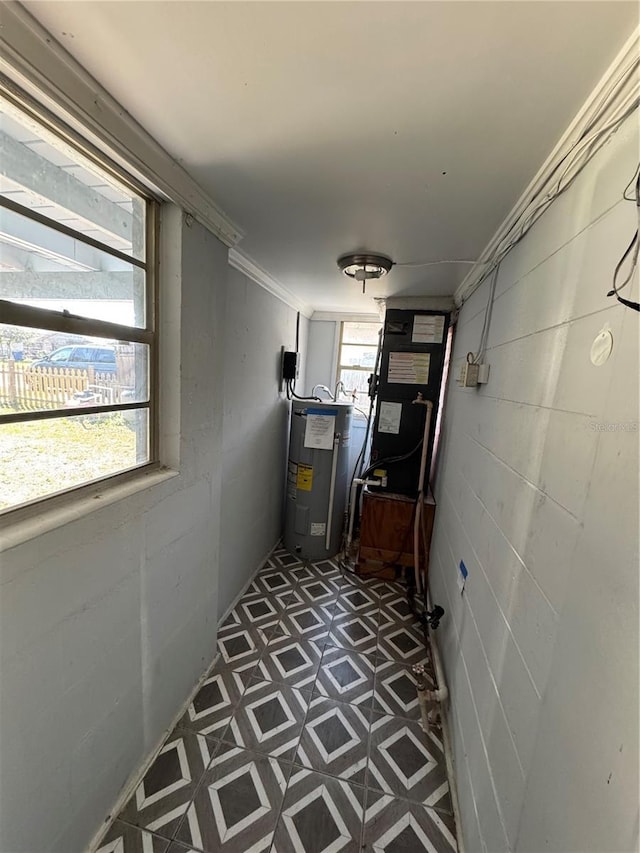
413;663;448;734
421;592;465;853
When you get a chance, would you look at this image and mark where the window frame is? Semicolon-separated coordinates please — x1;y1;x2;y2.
0;83;160;517
336;320;382;402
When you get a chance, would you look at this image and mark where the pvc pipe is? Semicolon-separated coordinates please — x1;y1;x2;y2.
426;591;448;711
325;434;340;550
416;681;432;734
345;476;382;554
425;590;463;853
312;384;335;400
345;477;360;553
412;398;433;594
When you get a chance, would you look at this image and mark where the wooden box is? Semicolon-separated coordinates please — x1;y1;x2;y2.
356;488;436;581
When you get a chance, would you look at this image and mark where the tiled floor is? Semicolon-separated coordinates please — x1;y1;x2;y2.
98;549;458;853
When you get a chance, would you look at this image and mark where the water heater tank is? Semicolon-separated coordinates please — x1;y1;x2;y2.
283;400;353;561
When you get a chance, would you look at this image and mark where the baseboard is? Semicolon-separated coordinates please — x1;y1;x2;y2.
86;538;280;853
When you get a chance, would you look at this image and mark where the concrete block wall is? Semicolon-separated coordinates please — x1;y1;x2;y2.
218;266;309;616
430;115;639;853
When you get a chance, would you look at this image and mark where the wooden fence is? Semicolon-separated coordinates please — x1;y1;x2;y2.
0;362;125;411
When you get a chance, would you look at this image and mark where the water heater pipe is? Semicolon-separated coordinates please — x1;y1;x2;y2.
345;476;382;554
412;397;433;595
325;434;340;550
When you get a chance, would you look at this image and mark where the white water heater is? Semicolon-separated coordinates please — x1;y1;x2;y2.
283;400;353;561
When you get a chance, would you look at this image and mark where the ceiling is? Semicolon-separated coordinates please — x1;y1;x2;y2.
24;1;638;313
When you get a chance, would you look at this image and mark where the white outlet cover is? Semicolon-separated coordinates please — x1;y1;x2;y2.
590;326;613;366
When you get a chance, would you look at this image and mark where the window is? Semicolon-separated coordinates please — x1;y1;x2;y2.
0;89;157;514
336;321;381;399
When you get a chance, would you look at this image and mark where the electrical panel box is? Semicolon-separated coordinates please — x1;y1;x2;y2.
458;360;479;387
370;308;451;496
282;350;298;381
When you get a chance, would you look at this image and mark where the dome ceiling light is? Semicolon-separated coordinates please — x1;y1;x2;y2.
337;252;393;294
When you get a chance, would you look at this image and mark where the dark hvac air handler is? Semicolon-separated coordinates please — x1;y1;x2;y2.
370;308;451;497
284;400;353;561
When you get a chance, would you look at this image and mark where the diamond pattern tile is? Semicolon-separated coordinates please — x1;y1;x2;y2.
377;620;427;664
368;579;407;603
174;746;289;852
267;548;305;570
216;623;268;671
97;820;170;853
314;645;376;707
328;612;379;656
363;788;458;852
179;668;245;738
373;660;435;721
309;558;343;582
223;678;310;761
296;576;341;607
249;570;296;600
333;585;378;618
120;730;217;837
105;547;457;852
272;767;365;853
368;714;452;812
254;634;322;690
295;695;370;785
379;594;420;625
277;600;335;643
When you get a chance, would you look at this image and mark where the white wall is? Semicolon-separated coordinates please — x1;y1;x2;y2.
430;116;639;853
218;267;308;616
306;318;340;397
0;209;306;852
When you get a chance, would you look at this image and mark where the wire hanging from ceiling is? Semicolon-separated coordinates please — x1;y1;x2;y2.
394;259;480;268
458;54;640;305
607;161;640;312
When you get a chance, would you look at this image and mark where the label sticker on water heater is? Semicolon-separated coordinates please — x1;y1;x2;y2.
304;412;336;450
310;522;326;536
297;463;313;491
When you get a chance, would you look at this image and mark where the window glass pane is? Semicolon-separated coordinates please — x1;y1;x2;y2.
0;324;148;415
0;408;149;512
339;368;372;397
0;205;146;327
0;95;146;261
342;322;381;345
339;343;377;369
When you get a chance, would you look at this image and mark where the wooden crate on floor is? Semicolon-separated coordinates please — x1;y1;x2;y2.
356;487;436;582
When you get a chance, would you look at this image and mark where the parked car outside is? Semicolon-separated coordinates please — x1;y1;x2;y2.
29;344;117;374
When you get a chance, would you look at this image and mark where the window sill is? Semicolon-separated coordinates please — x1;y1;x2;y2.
0;465;179;553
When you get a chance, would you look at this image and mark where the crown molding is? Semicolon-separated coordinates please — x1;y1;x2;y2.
384;296;455;312
310;311;381;322
454;28;640;307
228;248;313;318
0;1;243;248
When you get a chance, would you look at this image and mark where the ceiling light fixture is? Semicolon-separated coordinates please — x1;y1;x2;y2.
337;252;393;293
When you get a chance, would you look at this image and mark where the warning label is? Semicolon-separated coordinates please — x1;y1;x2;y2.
297;463;313;491
310;522;326;536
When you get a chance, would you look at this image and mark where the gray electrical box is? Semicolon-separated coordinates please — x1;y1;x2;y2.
283;400;353;561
